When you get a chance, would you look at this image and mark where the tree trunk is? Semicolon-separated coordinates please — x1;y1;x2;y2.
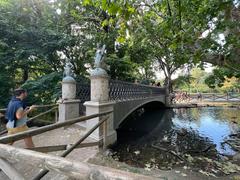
22;67;29;83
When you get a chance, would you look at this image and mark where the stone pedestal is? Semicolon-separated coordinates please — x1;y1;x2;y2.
58;99;80;123
62;76;76;100
84;101;117;147
90;75;109;102
58;76;80;123
84;71;117;148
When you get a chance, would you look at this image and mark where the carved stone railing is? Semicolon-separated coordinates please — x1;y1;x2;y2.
109;80;165;101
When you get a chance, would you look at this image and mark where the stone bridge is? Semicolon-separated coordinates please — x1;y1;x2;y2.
59;74;167;147
75;79;166;129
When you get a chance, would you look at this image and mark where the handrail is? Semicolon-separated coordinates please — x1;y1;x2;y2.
28;107;57;122
189;93;240;101
0;104;58;112
33;116;109;179
0;110;112;144
0;144;157;180
32;104;58;108
0;158;25;179
27;142;99;153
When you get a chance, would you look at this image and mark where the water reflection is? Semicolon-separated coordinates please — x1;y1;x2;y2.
172;107;238;155
112;107;239;169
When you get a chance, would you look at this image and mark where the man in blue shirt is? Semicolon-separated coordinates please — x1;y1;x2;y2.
6;88;35;148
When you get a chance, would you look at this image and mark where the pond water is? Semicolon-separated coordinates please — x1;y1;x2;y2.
111;106;240;170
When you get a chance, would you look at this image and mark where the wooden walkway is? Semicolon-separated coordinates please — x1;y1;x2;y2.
0;126;98;180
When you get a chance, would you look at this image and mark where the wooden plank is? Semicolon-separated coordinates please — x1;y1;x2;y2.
33;104;58;108
0;158;25;180
0;110;112;144
0;144;157;180
0;104;57;112
33;117;109;179
28;107;58;122
27;142;99;153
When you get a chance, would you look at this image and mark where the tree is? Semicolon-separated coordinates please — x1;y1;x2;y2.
205;67;240;91
69;0;138;81
82;0;240;91
0;0;78;105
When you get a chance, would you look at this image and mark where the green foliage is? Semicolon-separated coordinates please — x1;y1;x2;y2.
21;72;62;105
205;68;240;90
174;68;212;93
1;0;240;106
0;71;15;108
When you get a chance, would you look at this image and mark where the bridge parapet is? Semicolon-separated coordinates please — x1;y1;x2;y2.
76;81;90;102
76;79;166;102
109;80;165;101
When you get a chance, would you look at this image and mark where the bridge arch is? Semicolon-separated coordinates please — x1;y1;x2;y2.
113;96;166;129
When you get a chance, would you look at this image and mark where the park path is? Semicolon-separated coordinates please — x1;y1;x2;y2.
0;125;98;180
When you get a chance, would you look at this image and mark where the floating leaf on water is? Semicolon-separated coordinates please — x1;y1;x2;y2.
134;150;140;155
163;136;168;142
185;154;194;162
144;163;152;171
211;169;219;174
145;163;151;168
199;170;210;176
150;158;156;163
114;157;119;161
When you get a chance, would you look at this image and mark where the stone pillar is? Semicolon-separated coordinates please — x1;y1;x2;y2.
90;75;109;102
84;101;116;146
58;76;80;123
84;70;117;148
62;77;76;99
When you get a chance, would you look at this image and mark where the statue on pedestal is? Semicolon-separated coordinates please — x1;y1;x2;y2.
63;58;75;82
63;58;74;78
91;44;108;76
94;44;106;69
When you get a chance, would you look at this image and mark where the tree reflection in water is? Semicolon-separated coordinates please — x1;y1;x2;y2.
112;107;239;173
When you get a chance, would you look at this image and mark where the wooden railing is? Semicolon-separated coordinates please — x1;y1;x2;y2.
0;109;156;179
0;104;58;135
0;144;157;180
0;110;111;179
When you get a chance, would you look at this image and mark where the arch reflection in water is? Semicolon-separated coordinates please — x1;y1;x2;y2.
112;107;239;169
